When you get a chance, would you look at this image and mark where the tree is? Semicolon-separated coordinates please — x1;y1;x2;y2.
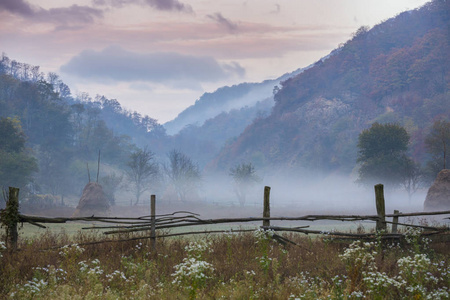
400;159;424;203
357;122;411;190
0;117;26;152
425;119;450;172
0;117;38;190
126;147;159;205
229;162;261;206
100;172;123;206
165;150;201;202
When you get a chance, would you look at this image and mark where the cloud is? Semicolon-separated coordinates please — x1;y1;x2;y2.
207;13;238;32
0;0;34;16
0;0;103;26
92;0;193;12
145;0;192;12
37;5;103;25
60;46;245;88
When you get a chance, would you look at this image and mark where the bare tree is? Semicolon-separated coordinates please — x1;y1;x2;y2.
400;159;424;203
126;147;159;205
46;72;59;89
229;162;261;206
30;65;43;82
165;150;201;202
100;172;123;206
425;119;450;170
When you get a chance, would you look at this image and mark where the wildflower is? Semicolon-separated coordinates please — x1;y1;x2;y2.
254;228;274;241
171;257;215;287
59;244;85;257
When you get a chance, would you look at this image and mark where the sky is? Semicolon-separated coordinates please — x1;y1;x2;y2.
0;0;430;123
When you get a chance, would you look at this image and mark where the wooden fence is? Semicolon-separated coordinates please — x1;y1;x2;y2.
1;184;450;251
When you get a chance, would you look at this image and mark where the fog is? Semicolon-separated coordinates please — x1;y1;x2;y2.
186;170;444;231
199;170;428;214
17;163;448;235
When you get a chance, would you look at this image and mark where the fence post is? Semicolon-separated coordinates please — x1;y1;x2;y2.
392;210;399;234
374;184;387;232
263;186;271;228
150;195;156;251
3;187;20;251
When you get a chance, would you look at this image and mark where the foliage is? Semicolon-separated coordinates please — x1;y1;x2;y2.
229;162;261;206
126;147;159;205
0;118;38;190
357;123;409;162
165;150;201;202
356;123;412;190
0;55;163;201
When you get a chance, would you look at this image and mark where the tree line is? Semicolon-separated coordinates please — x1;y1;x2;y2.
356;120;450;201
0;53;163;204
0;53;262;207
1;50;448;208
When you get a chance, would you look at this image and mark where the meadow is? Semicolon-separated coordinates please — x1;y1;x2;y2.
1;225;449;299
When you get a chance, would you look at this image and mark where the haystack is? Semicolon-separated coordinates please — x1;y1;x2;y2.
72;182;110;217
424;169;450;211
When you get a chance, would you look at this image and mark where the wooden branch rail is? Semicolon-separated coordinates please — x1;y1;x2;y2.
100;211;449;235
19;215;151;224
385;210;450;217
2;184;450;252
263;225;403;239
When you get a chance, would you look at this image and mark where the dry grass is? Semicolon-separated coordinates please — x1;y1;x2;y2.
0;228;449;299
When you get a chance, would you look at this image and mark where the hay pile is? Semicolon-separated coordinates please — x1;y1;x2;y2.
424;169;450;211
72;182;110;217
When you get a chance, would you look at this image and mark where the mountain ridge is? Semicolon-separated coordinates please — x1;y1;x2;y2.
163;65;313;135
208;0;449;175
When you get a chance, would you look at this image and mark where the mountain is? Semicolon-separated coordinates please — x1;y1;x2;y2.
210;0;449;174
167;97;274;167
0;56;169;197
163;66;311;135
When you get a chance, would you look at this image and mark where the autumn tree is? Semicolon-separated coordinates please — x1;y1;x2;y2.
165;150;201;202
229;162;261;206
357;122;411;190
126;147;159;205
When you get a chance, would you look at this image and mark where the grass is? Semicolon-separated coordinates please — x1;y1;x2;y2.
1;225;449;299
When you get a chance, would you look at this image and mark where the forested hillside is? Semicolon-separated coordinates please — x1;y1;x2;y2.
162;65;319;168
0;56;166;200
211;0;449;176
169;98;273;167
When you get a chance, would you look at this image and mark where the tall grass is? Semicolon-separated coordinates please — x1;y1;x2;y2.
0;228;448;299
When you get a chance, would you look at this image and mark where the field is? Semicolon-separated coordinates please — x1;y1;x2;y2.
1;222;449;299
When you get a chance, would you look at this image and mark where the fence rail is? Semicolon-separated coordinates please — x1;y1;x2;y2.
1;185;450;251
